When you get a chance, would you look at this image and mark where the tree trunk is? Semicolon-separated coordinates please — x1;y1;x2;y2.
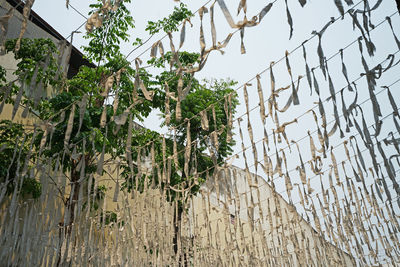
56;160;81;266
173;204;182;254
173;204;184;264
67;165;80;233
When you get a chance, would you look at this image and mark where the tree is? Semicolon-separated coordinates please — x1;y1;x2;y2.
0;0;238;263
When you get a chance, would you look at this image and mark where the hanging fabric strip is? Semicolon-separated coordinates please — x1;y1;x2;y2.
100;105;107;128
311;68;320;96
158;41;164;58
126;113;134;183
284;0;294;39
367;144;380;179
396;0;400;12
15;0;35;52
308;131;317;163
274;82;300;113
317;97;330;150
240;27;246;54
246;102;258;173
237;0;247;15
354;0;383;14
64;104;76;149
210;2;217;48
376;140;400;197
349;11;376;56
112;69;123;119
12;83;24;120
173;128;179;170
299;0;307;7
162;135;167;185
340;49;353;91
262;143;271;182
211;104;218;146
167;32;181;70
345;83;359;126
384;131;400;157
359;106;374;146
334;0;345;17
85;12;103;33
293;141;307;184
349;136;367;173
383;86;399;117
200;110;209;131
259;3;273;22
199;7;208;56
276;118;297;148
140;78;153;102
285;51;300;105
310;109;327;157
165;82;171;125
77;95;88;136
216;0;260;29
317;35;327;79
216;0;237;28
340;89;352;133
256;75;266;124
268;61;277;120
302;44;313;94
223;96;231;144
281;148;293;191
179;19;187;50
386;16;400;50
361;67;383;137
135;147;142;191
176;97;182;122
96;128;107;176
184;119;191;178
394;115;400;136
227;94;233;143
150;41;159;58
312;17;335;79
326;64;345;138
331;148;341;186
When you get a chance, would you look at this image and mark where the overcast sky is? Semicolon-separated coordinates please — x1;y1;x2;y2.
28;0;399;194
30;0;400;176
30;0;399;124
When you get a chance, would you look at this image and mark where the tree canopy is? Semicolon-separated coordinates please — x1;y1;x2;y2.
0;0;238;213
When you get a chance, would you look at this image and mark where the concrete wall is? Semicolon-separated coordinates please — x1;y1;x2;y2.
188;166;356;266
1;0;59;41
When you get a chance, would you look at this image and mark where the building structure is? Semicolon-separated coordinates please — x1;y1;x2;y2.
189;166;356;265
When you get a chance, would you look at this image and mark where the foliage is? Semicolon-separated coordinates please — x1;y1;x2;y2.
0;120;41;199
83;0;134;63
121;52;239;204
5;38;61;88
147;51;200;69
146;3;193;35
0;0;238;216
0;65;6;84
20;178;42;199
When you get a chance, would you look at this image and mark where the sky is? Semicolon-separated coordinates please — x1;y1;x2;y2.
29;0;400;192
25;0;400;262
30;0;399;133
